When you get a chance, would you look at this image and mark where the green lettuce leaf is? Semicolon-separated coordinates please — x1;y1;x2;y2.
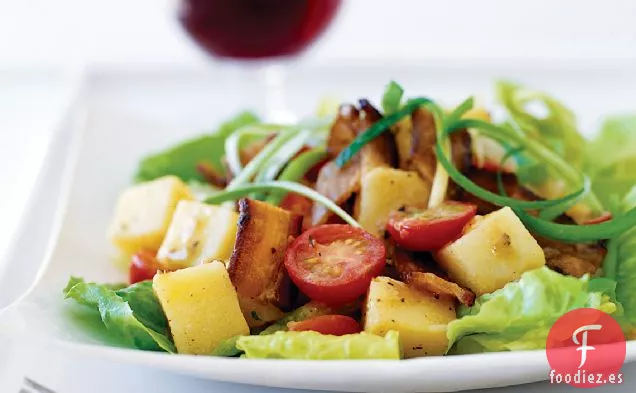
497;81;586;169
586;115;636;208
63;277;175;352
212;302;335;357
447;267;618;354
135;111;259;183
381;81;404;115
613;187;636;328
236;331;401;360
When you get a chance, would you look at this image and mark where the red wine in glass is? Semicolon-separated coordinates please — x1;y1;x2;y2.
179;0;342;60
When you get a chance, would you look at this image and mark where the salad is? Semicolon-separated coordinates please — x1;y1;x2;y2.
63;81;636;360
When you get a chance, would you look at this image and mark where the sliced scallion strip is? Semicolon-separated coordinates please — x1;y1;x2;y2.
448;118;603;214
225;124;282;176
437;118;587;210
265;148;329;205
335;97;444;168
225;130;296;190
255;129;312;183
513;206;636;243
204;181;359;227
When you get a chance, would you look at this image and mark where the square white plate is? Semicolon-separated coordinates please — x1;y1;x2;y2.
1;64;636;393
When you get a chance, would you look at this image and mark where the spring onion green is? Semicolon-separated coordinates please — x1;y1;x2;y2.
335;97;444;168
381;81;404;114
225;124;282;176
205;181;359;227
265;148;329;205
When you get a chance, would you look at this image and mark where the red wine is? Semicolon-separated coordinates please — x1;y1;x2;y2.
179;0;341;59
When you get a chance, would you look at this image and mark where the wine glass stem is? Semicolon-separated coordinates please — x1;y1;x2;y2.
256;63;296;124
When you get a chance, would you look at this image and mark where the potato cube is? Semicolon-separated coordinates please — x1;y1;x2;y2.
153;262;249;355
229;199;300;327
108;176;193;253
156;201;238;269
364;276;456;358
435;207;545;296
356;167;431;237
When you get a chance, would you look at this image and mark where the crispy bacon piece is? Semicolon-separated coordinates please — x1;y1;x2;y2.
228;198;302;327
537;236;606;278
195;162;227;188
311;159;361;225
457;169;539;214
394;249;475;306
409;108;438;183
405;271;476;306
357;99;396;177
327;104;360;156
240;133;277;166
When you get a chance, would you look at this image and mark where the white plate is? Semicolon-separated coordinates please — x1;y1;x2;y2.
1;64;636;393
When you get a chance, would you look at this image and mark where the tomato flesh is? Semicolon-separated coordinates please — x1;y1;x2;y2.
129;250;161;284
288;315;361;336
386;201;477;251
284;224;386;305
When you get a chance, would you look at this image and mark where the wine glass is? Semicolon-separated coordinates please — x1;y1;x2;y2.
177;0;343;122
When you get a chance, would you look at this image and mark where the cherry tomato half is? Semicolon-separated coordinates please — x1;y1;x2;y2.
288;315;361;336
129;250;161;284
284;224;386;305
386;201;477;251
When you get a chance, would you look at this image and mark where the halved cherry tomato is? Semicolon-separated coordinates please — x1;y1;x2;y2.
284;224;386;305
288;315;361;336
386;201;477;251
129;250;161;284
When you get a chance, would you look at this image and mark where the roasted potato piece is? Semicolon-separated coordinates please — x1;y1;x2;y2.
435;207;546;296
311;159;361;225
108;175;194;253
153;262;249;355
157;201;239;269
355;167;430;237
364;276;456;358
228;198;301;327
405;272;475;306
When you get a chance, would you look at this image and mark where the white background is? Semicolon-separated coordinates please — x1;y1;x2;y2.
1;1;636;392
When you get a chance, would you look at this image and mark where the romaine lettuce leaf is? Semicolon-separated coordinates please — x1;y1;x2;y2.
613;187;636;327
447;267;618;354
63;277;175;352
381;81;404;115
586;115;636;208
236;331;401;360
497;81;586;169
135;111;259;183
211;302;335;357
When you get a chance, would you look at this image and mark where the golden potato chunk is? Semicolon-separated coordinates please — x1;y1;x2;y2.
108;176;193;253
228;198;301;327
156;201;238;269
153;262;249;355
435;207;546;296
356;167;431;237
364;276;456;358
